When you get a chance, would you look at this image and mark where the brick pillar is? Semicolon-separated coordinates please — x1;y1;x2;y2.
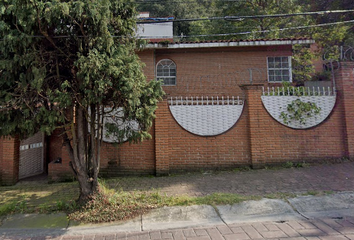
240;84;266;168
335;62;354;159
0;136;20;185
154;99;170;176
47;130;74;182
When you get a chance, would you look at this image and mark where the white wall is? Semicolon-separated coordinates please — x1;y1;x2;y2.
137;22;173;39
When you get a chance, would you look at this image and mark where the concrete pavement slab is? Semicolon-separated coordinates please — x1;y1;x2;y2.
142;205;224;230
217;198;304;224
0;213;68;229
0;215;141;238
288;192;354;219
66;217;141;234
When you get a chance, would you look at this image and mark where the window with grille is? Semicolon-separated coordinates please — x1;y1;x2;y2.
267;56;292;82
156;59;176;86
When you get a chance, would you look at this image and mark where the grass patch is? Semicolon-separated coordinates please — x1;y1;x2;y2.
67;192;261;223
66;181;261;223
0;195;28;216
0;181;337;224
265;192;298;199
192;193;261;206
232;166;252;172
265;190;335;200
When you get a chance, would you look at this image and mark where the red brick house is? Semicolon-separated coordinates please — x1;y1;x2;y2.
1;38;354;185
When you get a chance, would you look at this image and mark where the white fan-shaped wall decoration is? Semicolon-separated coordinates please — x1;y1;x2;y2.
261;87;336;129
89;108;140;143
169;97;244;136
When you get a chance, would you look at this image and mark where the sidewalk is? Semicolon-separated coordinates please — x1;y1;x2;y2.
1;192;354;239
1;161;354;239
106;161;354;197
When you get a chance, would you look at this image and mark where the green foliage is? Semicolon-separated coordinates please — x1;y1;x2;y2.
292;44;316;85
312;70;331;81
0;0;164;200
193;193;261;206
0;0;163;140
67;187;260;223
0;195;28;216
283;161;309;168
280;98;321;125
264;82;315;96
140;0;352;46
137;0;217;39
217;0;310;39
68;189;160;223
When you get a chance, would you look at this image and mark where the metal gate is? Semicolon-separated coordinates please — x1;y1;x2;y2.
19;132;44;179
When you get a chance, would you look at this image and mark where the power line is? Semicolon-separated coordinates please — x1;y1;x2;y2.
176;19;354;38
3;18;353;40
137;9;354;24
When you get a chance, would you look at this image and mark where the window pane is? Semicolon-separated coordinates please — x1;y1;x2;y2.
274;62;281;68
282;70;289;76
281;58;289;68
163;68;169;75
282;76;290;81
268;56;291;82
268;61;274;68
156;59;176;85
164;77;176;85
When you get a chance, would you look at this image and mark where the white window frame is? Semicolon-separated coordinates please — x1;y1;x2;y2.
156;59;176;86
267;56;292;82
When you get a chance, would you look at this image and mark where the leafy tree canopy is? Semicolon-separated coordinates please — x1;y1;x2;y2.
139;0;353;83
137;0;353;45
0;0;164;201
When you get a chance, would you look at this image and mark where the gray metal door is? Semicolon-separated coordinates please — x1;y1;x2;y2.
19;132;44;179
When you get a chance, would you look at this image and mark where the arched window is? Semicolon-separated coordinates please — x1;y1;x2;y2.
156;59;176;86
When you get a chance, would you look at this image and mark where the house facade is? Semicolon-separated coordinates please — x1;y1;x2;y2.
1;38;354;185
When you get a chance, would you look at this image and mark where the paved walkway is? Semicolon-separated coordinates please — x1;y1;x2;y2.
108;161;354;197
2;216;354;239
2;161;354;239
9;161;354;199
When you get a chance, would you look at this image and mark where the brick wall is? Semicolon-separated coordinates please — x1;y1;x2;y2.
0;136;20;185
243;84;346;168
99;129;156;177
155;100;172;175
335;62;354;159
41;49;354;181
166;103;251;172
3;47;354;184
47;130;73;182
157;46;292;98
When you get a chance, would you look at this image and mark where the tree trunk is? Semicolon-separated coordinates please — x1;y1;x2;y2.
64;105;100;204
76;172;99;204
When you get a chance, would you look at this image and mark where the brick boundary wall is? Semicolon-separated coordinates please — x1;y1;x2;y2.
2;62;354;185
335;62;354;159
242;83;347;168
155;99;171;176
0;136;20;185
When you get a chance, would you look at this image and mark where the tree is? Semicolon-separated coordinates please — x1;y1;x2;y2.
137;0;217;38
0;0;164;203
